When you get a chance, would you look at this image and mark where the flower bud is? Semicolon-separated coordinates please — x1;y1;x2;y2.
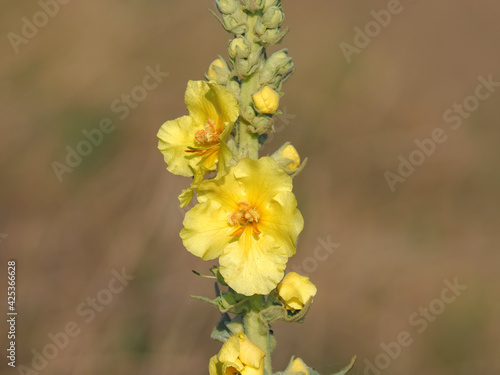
272;143;300;171
287;358;310;375
206;58;231;84
247;47;263;68
215;0;238;14
242;0;264;13
262;6;284;29
222;13;247;35
250;115;273;134
259;49;293;85
252;86;280;114
229;36;251;59
253;18;267;36
234;58;252;78
263;0;279;11
226;79;241;98
260;27;288;47
241;105;256;123
277;272;317;312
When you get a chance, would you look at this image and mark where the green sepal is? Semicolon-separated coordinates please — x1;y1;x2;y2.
211;314;245;343
220;291;239;308
190;294;219;309
260;305;287;324
211;313;233;343
330;356;356;375
284;297;313;323
209;9;247;35
242;0;263;14
191;270;217;279
218;292;251;314
210;266;228;286
226;315;244;334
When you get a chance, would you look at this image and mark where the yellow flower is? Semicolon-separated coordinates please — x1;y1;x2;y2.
157;80;239;177
252;86;280;114
288;358;309;375
209;333;265;375
180;157;304;295
277;272;317;311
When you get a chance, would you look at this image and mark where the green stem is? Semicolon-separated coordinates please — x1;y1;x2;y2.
238;75;260;160
243;298;273;375
237;13;261;160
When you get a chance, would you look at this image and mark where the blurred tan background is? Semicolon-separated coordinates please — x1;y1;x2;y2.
1;1;499;374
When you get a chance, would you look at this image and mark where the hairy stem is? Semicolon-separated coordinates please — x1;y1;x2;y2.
243;297;273;375
237;13;261;160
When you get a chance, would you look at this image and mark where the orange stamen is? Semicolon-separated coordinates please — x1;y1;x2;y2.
228;201;261;237
230;227;245;237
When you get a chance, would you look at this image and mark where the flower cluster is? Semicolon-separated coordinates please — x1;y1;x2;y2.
156;1;355;375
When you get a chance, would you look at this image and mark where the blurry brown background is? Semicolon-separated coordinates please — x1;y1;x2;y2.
1;1;499;374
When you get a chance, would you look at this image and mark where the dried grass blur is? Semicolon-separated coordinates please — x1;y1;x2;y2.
1;1;499;374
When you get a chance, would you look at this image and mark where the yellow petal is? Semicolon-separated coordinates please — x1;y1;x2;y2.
218;333;241;364
232;157;293;208
259;191;304;255
220;232;289;296
239;334;265;369
241;364;264;375
180;199;233;260
196;168;245;210
157;115;196;177
209;355;223;375
185;80;239;133
178;188;193;208
207;81;239;126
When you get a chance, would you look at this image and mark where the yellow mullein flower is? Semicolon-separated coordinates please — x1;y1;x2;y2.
157;80;239;177
277;272;317;312
180;157;304;295
209;333;265;375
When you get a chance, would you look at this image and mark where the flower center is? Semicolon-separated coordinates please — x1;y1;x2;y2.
228;201;261;236
185;119;221;156
195;119;220;145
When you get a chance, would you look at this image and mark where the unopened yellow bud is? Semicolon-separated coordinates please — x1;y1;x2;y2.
229;36;251;59
207;58;229;83
252;86;280;114
277;272;317;312
280;144;300;170
289;358;310;375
